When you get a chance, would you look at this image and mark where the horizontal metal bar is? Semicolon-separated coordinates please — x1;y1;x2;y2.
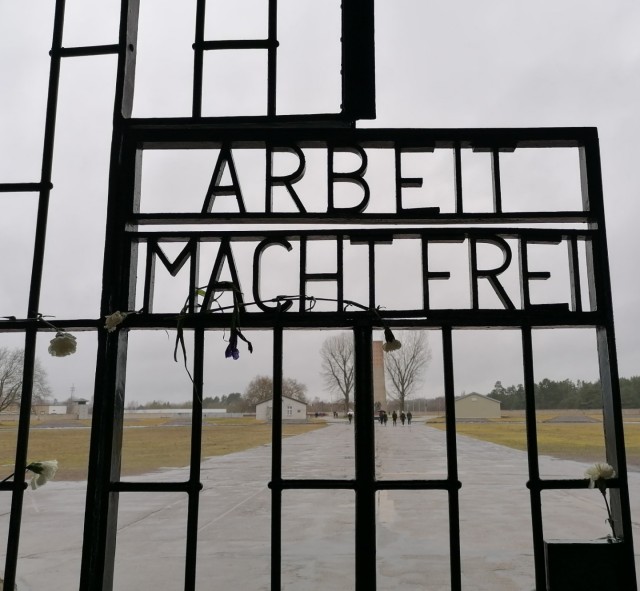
127;114;355;131
0;312;606;333
108;310;605;330
51;44;120;58
133;211;594;226
0;182;53;193
0;483;27;492
376;479;460;491
124;124;599;149
529;478;620;491
271;479;461;492
273;479;356;490
0;318;99;331
111;481;202;493
195;40;278;51
131;227;596;241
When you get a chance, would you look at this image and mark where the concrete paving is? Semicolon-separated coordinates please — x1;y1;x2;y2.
2;421;640;590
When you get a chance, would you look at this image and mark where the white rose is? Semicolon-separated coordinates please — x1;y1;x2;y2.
26;460;58;489
48;332;77;357
105;311;127;332
585;462;616;489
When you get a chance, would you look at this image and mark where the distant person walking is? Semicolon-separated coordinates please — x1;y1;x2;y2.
407;411;412;425
392;411;397;426
347;411;353;424
400;411;406;426
382;411;388;426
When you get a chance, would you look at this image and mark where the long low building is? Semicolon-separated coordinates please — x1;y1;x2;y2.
125;408;228;418
256;396;307;422
455;393;501;419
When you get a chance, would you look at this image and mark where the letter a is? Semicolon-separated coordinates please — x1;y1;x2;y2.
202;146;247;213
201;239;244;312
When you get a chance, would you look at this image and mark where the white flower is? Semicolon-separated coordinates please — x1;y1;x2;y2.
382;339;402;352
48;332;77;357
105;311;127;332
585;462;616;490
26;460;58;489
382;328;402;352
585;462;618;539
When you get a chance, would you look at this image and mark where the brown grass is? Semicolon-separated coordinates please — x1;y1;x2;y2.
0;419;325;481
428;419;640;468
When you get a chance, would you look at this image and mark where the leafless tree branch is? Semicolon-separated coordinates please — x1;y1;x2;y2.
320;334;354;413
384;331;431;411
0;348;51;413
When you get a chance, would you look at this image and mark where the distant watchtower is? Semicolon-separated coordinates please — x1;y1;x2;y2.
372;341;387;409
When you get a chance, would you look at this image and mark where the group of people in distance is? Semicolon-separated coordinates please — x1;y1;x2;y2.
344;410;413;426
378;410;412;426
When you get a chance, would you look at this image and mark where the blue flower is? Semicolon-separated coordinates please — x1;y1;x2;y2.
225;331;240;360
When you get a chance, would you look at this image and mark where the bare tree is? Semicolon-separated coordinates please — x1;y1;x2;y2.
0;348;51;413
282;377;307;402
243;375;307;411
384;331;431;412
320;334;354;414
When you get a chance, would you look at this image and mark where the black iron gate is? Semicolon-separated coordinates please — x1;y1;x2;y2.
1;1;636;590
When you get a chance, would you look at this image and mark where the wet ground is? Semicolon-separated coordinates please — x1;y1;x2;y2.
2;422;639;590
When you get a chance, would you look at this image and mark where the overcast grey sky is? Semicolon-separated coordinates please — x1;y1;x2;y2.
1;1;640;405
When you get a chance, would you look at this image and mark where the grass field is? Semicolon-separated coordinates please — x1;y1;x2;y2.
3;413;640;482
428;417;640;469
0;418;325;481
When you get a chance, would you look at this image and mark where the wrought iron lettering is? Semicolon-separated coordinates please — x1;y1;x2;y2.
139;230;591;317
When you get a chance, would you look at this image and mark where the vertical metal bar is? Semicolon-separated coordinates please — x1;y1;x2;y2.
580;137;636;586
81;142;139;591
421;238;430;312
521;326;546;590
3;332;35;591
336;235;344;310
91;331;130;591
188;240;200;313
353;325;376;591
298;237;307;312
567;236;582;313
265;144;274;212
193;0;206;117
114;0;139;119
27;0;65;319
143;240;156;313
468;237;479;310
3;1;67;588
184;329;204;590
267;0;278;117
454;143;463;214
441;328;461;591
368;242;376;309
491;149;502;214
394;145;403;213
80;0;140;576
341;0;376;119
518;237;531;310
594;326;637;587
271;328;283;590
